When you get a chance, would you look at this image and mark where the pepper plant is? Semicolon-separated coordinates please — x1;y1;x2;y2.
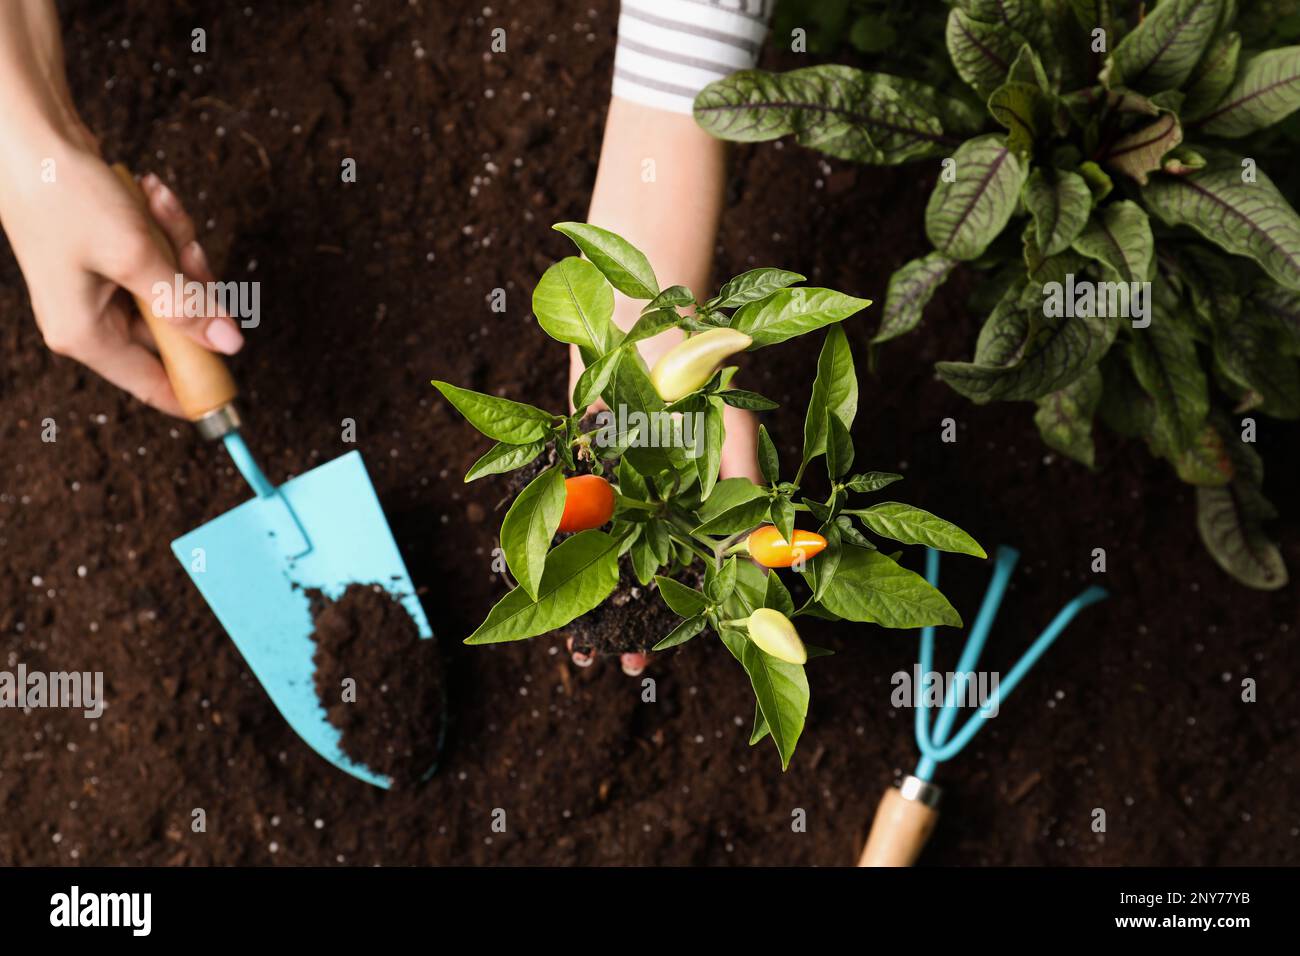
433;222;984;769
694;0;1300;589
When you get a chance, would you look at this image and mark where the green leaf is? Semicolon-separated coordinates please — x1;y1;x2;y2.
655;576;710;618
572;347;623;412
856;502;986;557
500;465;567;599
732;288;871;348
553;222;659;300
718;389;779;411
1104;112;1183;186
1251;279;1300;348
1143;150;1300;291
722;560;770;621
763;568;796;617
464;438;547;482
1128;309;1210;452
630;532;659;586
846;471;903;493
1196;441;1288;589
532;256;618;354
1077;160;1114;202
741;639;809;770
652;615;707;651
808;523;842;601
987;81;1051;158
432;381;554;444
749;703;770;746
694;64;978;165
1171;422;1234;486
1007;39;1053;91
818;547;962;628
925;135;1028;261
1112;0;1221;92
770;496;796;544
936;299;1118;402
802;324;858;465
825;413;855;479
1214;302;1300;417
695;396;725;501
712;268;806;309
874;252;959;344
1072;200;1155;282
604;351;678;474
1023;168;1093;257
834;514;876;549
946;7;1024;98
1033;364;1103;466
1193;45;1300;137
694;495;771;536
1182;31;1241;120
757;424;780;484
694;477;766;524
643;285;695;312
465;530;621;644
624;308;679;346
705;556;739;604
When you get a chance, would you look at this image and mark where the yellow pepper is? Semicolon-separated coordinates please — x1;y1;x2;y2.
745;608;807;664
649;328;753;402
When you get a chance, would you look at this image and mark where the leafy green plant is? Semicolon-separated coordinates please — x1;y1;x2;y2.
695;0;1300;589
434;222;984;769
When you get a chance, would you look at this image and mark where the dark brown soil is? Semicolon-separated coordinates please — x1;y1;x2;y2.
568;565;707;657
309;584;443;788
1;0;1297;866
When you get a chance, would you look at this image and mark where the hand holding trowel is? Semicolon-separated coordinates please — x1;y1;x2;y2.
112;165;433;789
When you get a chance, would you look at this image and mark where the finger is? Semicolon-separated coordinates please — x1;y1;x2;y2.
620;652;649;677
719;405;762;482
566;636;594;669
77;329;184;417
142;173;199;261
100;182;244;356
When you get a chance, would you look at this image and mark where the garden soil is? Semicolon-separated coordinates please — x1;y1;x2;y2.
1;0;1297;866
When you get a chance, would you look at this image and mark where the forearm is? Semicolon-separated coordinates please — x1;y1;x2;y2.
586;98;726;348
0;0;85;172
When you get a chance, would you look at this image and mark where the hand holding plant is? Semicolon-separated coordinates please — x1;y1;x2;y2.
434;223;984;769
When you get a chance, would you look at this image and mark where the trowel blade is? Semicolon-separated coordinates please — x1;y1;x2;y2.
171;450;432;789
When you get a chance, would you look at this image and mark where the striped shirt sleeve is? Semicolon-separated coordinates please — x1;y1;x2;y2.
612;0;773;115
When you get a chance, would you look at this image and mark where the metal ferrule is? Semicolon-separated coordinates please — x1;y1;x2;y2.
193;402;242;441
899;775;943;809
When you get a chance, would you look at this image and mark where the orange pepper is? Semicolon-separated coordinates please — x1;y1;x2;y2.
557;475;616;533
745;525;828;567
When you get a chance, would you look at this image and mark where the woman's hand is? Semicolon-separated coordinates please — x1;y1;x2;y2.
0;146;244;416
0;0;243;417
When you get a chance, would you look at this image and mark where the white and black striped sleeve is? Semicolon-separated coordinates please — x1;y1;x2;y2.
612;0;773;115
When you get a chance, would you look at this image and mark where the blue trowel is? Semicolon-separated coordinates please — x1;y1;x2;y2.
115;167;432;789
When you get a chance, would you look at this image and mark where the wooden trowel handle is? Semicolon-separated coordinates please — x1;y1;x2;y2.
111;164;239;427
858;777;941;867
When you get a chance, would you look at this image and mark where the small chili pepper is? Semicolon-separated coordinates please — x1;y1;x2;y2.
649;327;753;402
745;608;807;664
557;474;616;533
745;525;828;567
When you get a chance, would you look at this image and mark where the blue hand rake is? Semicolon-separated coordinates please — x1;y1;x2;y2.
858;546;1107;866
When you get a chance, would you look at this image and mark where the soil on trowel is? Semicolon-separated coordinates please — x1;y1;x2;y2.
309;584;443;788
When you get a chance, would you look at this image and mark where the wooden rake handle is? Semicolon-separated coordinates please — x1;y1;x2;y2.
111;164;239;425
857;777;941;867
